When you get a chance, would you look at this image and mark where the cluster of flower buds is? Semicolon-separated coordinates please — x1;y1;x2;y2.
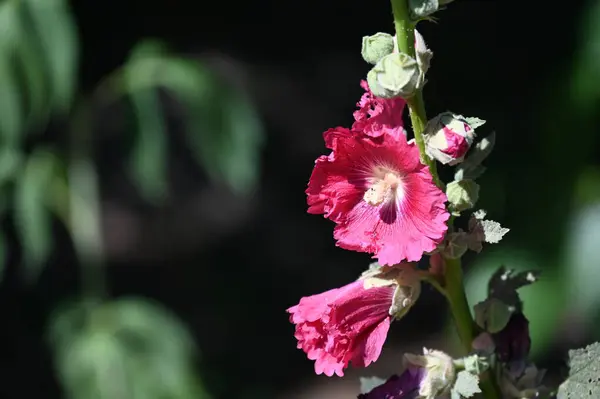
361;30;432;99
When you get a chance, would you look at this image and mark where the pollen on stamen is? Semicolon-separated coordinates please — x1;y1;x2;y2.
363;170;404;206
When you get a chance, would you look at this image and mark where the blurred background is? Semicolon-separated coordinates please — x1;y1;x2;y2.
0;0;599;398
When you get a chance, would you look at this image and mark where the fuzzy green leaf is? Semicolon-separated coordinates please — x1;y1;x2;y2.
454;132;495;181
451;371;481;399
446;179;480;214
557;342;600;399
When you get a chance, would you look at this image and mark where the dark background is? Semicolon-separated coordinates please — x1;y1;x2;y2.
2;0;599;398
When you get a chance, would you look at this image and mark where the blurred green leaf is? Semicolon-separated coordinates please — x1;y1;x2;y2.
119;40;264;197
23;0;78;112
0;3;23;145
123;42;170;204
14;148;58;282
49;297;209;399
14;1;48;126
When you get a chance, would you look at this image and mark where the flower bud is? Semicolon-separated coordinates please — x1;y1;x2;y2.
367;52;420;99
361;33;395;65
404;348;456;399
424;112;477;165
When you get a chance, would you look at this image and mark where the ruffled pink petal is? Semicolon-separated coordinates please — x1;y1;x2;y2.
350;317;391;368
442;126;470;158
315;132;448;264
287;281;394;377
352;80;406;138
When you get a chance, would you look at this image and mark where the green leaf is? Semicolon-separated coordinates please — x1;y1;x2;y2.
488;266;540;312
14;148;58;282
359;376;386;394
0;3;23;145
473;297;512;333
466;209;510;252
451;370;481;398
23;0;78;112
557;342;600;399
49;298;210;399
0;146;23;186
120;42;264;196
446;179;480;214
454;132;495;181
465;117;486;130
128;90;168;203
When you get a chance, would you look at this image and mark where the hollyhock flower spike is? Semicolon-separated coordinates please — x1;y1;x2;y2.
287;263;421;377
306;122;449;265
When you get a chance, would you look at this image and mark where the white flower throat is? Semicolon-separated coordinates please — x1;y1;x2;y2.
363;166;405;206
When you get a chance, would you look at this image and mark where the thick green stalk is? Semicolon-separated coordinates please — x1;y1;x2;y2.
389;1;502;398
444;257;475;349
389;0;440;186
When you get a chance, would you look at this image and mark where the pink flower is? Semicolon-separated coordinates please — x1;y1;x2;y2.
287;280;394;376
352;80;406;138
307;126;449;264
424;112;477;165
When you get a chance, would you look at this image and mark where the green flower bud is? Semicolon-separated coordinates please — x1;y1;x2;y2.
366;52;420;99
361;32;395;65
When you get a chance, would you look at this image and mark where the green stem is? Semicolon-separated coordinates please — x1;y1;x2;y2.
445;258;501;399
389;0;440;187
390;1;502;397
444;257;475;349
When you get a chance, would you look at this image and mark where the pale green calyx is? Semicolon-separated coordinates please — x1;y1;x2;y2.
446;179;480;214
361;32;395;65
359;262;422;320
367;52;420;99
409;0;455;19
474;297;513;333
414;29;433;88
442;231;469;259
405;348;456;399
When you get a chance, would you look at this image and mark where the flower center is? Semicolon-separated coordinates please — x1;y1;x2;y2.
363;169;404;206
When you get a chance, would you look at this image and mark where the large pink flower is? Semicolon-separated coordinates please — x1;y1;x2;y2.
352;80;406;138
307;127;449;264
287;280;394;376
